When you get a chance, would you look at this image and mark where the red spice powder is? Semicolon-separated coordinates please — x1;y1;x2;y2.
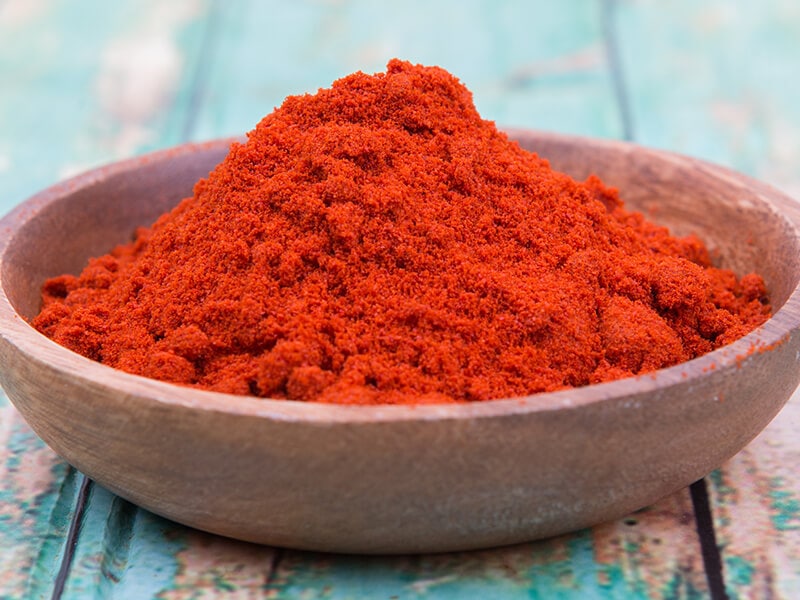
33;60;771;404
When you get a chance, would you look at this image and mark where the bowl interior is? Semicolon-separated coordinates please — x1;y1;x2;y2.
3;144;231;320
517;133;800;309
3;133;800;330
2;133;800;553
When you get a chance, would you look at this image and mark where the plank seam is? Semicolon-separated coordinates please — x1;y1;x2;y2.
181;0;224;141
96;496;139;594
264;548;284;593
600;2;729;597
46;3;227;594
690;479;730;600
601;0;634;141
50;474;92;600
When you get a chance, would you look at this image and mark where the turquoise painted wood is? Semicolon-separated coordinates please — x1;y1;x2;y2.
0;392;74;599
189;0;622;143
617;0;800;192
0;2;195;597
0;1;212;597
266;497;708;599
617;1;800;597
0;0;209;214
1;0;799;598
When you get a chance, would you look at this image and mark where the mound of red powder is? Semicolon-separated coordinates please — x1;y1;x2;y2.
33;59;771;404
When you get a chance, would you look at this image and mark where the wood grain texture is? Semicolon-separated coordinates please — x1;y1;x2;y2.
4;131;800;587
0;393;75;599
617;1;800;596
617;0;800;198
267;493;708;599
6;127;785;552
0;0;714;597
58;485;278;599
173;1;715;594
2;0;799;597
0;0;206;214
189;0;621;142
0;1;211;597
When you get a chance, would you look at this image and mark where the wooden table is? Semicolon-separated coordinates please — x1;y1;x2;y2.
1;1;799;598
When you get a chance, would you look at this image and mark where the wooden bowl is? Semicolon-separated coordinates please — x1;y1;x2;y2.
1;131;799;554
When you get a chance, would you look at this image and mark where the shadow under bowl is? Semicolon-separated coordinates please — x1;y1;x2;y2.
1;131;799;554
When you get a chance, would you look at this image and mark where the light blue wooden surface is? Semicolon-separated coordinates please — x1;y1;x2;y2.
1;1;799;598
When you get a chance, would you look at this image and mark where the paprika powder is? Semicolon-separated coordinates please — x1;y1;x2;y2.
33;59;771;405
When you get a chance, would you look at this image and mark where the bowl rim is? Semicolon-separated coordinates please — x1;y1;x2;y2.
2;131;799;424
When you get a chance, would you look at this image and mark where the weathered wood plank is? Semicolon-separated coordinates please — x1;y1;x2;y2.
20;0;713;598
0;2;177;597
0;391;76;599
267;492;706;599
616;0;800;195
707;395;800;598
59;489;705;599
189;0;622;142
60;486;278;599
0;1;210;597
166;1;709;598
0;0;202;213
711;394;800;598
617;0;800;597
12;0;782;597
